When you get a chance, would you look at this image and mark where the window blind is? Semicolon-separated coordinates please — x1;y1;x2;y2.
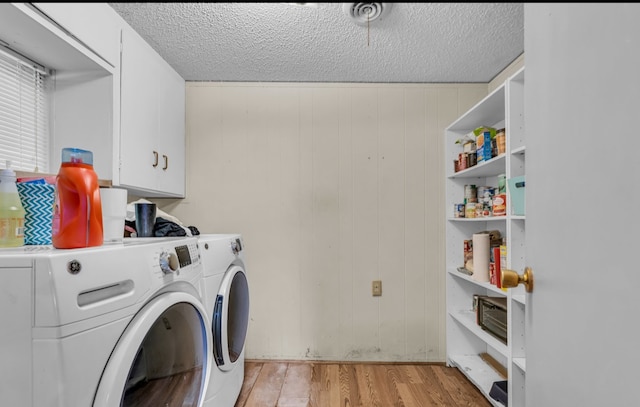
0;47;50;173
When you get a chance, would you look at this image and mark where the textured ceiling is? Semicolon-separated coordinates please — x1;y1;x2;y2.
108;2;524;83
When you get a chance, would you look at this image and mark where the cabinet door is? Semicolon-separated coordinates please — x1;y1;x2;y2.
155;57;185;197
32;3;121;67
120;25;158;194
120;25;185;198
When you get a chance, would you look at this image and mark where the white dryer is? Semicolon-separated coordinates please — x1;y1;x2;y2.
0;236;212;407
198;234;250;407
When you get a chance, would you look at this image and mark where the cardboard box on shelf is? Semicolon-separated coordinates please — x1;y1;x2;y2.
474;127;496;162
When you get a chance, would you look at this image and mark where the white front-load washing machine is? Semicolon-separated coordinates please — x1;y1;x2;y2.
198;234;250;407
0;236;212;407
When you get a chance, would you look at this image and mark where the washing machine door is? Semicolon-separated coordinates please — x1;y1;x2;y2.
213;264;249;372
94;291;212;407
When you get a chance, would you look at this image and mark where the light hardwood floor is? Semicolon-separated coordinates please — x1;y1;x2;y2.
234;360;492;407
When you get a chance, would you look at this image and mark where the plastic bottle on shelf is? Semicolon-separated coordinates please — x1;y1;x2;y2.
52;148;103;249
497;173;506;194
0;161;25;247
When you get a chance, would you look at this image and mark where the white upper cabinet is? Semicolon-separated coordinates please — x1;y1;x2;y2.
119;25;186;198
31;3;121;68
0;3;186;198
0;3;117;179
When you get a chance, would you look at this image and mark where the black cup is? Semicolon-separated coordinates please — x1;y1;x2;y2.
135;203;156;237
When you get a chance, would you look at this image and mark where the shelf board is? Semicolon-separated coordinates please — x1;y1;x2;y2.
446;85;505;132
510;215;526;220
448;269;507;296
512;294;525;305
448;216;507;223
449;354;506;407
511;66;525;83
448;154;506;179
511;145;526;155
449;309;509;357
513;357;526;372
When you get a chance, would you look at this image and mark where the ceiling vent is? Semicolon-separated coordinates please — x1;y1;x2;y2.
343;3;392;26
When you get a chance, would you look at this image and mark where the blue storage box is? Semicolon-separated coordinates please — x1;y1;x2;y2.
507;176;525;216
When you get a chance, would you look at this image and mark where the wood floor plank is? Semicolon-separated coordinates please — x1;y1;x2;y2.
355;364;386;407
243;361;288;407
235;362;263;407
278;398;311;407
372;365;402;407
406;365;444;406
401;364;426;385
310;363;341;407
434;366;491;407
278;362;312;406
309;363;323;407
280;362;312;402
324;364;341;407
416;365;460;407
341;363;361;407
352;364;373;407
396;382;434;407
388;364;432;407
236;360;492;407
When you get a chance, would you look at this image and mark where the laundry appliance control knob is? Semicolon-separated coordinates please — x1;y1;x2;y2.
231;238;242;255
159;251;179;274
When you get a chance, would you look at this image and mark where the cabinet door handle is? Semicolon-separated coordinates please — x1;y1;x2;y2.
153;151;159;168
162;154;168;170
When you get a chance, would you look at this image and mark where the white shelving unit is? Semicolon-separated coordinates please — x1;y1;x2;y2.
444;67;526;407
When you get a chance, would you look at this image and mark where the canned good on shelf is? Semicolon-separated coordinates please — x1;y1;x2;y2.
464;184;477;204
492;194;507;216
465;203;476;218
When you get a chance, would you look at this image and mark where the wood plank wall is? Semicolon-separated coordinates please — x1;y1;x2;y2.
160;82;487;362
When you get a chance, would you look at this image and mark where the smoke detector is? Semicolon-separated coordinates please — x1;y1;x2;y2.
343;3;392;26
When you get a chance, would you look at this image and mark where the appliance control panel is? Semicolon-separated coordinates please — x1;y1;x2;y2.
155;239;201;275
175;244;192;267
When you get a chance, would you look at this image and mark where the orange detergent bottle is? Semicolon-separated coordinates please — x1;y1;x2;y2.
52;148;103;249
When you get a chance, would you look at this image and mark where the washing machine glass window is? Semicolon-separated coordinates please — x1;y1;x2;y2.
123;303;206;406
94;292;211;407
228;271;249;362
213;266;250;369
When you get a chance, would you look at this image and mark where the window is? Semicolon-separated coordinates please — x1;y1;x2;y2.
0;46;50;173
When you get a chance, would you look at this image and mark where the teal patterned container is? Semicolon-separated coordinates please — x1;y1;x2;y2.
16;183;55;245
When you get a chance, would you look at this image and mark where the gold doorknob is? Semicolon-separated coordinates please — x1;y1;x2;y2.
501;267;534;292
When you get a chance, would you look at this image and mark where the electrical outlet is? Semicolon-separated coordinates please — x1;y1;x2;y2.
372;280;382;296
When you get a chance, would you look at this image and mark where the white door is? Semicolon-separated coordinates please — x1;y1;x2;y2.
525;4;640;406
